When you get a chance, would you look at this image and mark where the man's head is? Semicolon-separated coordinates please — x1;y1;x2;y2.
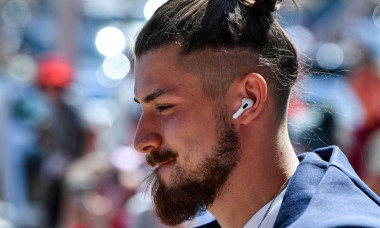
133;0;298;226
134;46;242;225
134;0;298;120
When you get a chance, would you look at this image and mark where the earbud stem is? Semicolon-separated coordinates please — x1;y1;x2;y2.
232;108;244;119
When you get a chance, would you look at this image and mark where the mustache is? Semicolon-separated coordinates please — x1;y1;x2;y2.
146;149;177;167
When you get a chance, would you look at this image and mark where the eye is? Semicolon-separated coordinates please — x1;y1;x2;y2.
156;105;174;112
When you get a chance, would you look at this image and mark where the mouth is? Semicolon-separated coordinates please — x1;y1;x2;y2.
157;158;176;168
156;158;176;181
146;150;177;168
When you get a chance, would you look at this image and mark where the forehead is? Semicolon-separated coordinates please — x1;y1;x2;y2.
134;45;199;99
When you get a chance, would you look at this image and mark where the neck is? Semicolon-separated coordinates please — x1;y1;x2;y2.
207;121;299;228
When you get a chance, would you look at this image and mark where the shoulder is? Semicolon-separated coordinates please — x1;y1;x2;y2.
275;146;380;227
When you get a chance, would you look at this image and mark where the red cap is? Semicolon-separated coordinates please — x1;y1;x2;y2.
36;54;73;88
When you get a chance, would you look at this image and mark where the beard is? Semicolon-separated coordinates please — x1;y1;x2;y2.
144;107;241;226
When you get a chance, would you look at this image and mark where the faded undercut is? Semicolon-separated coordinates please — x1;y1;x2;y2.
133;0;299;120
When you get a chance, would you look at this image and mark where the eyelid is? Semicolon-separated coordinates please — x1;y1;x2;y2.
156;104;174;112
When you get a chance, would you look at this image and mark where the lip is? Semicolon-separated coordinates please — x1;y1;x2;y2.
156;159;176;181
157;158;175;167
157;158;175;168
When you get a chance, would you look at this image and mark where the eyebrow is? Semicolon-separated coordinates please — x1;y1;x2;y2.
134;89;170;104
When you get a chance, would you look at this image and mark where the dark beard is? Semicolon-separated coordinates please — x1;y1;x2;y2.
144;108;240;226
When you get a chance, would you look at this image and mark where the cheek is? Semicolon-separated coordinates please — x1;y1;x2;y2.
163;111;218;166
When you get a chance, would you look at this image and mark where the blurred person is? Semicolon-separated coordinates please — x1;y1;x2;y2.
348;56;380;174
347;52;380;196
62;138;147;228
0;76;16;228
131;0;380;227
365;128;380;196
34;54;86;228
0;60;49;226
63;150;133;228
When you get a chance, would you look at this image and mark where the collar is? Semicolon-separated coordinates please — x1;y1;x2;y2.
243;189;286;228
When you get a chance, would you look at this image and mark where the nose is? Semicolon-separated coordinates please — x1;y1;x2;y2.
133;115;162;154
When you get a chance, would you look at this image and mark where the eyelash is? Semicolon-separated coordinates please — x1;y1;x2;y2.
156;105;174;112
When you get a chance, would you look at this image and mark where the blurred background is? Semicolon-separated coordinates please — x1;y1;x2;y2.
0;0;380;227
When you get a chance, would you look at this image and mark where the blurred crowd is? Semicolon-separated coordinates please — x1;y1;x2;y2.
0;0;380;227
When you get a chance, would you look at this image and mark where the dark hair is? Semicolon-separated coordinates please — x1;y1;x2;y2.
133;0;298;120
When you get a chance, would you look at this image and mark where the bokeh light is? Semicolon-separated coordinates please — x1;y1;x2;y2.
6;54;37;84
1;0;32;28
96;66;123;88
316;43;344;70
144;0;167;20
122;21;145;48
95;27;126;56
111;146;143;173
83;99;115;128
373;4;380;28
83;193;113;216
286;25;315;55
0;28;22;53
102;53;130;80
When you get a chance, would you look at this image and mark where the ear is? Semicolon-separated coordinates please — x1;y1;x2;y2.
227;73;267;125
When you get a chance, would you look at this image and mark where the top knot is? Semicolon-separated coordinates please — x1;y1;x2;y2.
240;0;282;12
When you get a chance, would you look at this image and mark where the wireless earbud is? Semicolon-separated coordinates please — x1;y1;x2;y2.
232;98;254;119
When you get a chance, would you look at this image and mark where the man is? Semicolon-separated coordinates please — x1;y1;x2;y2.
35;54;86;227
132;0;380;227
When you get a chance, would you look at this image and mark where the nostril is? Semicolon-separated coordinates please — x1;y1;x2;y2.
134;133;162;154
142;145;153;152
142;143;161;155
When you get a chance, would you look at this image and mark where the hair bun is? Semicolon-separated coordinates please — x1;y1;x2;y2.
240;0;283;12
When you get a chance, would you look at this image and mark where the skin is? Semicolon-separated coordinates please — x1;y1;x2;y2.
134;45;299;228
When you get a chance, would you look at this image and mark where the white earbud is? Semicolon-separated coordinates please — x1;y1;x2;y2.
232;98;254;119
